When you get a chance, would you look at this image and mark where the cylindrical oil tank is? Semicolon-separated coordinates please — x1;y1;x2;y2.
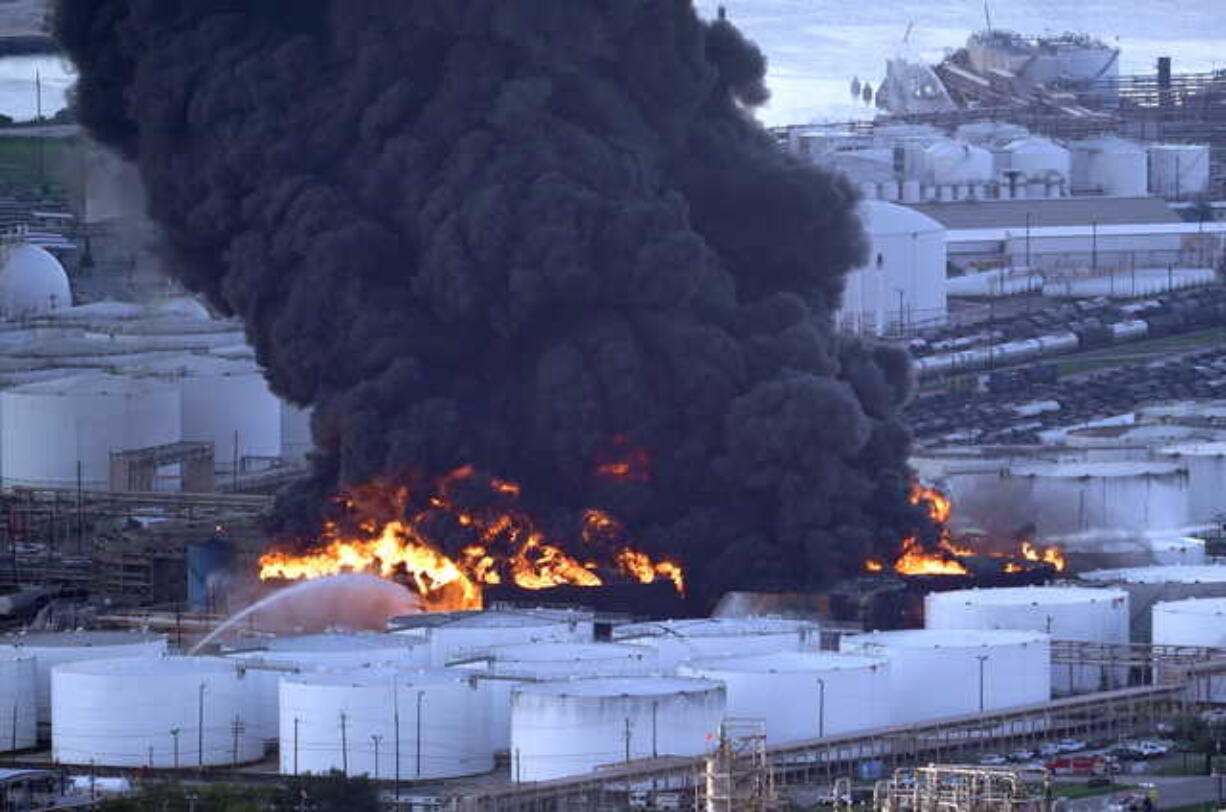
1071;137;1148;197
1062;423;1226;462
393;609;594;666
1081;566;1226;641
1152;597;1226;700
1008;461;1189;538
925;586;1127;694
0;631;167;728
612;618;820;670
455;642;661;752
52;656;261;767
1059;533;1207;571
1002;137;1071;182
1148;144;1210;199
279;668;492;779
1155;443;1226;523
679;652;889;743
511;677;725;782
840;629;1050;725
956;121;1030;148
924;141;994;184
227;633;430;744
280;403;313;465
0;653;35;750
1;373;181;489
127;355;282;473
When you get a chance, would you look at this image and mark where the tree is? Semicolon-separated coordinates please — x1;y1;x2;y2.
271;773;381;812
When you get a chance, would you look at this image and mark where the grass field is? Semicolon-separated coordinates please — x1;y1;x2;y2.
0;134;79;196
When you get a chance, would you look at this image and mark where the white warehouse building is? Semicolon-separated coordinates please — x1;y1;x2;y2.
838;201;947;337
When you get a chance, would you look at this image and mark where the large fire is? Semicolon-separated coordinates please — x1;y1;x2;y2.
865;485;1066;577
258;465;684;611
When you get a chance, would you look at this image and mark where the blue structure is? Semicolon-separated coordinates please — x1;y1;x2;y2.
186;536;234;611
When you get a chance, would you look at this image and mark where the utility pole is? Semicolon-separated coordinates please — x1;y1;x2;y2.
293;717;300;776
371;734;383;780
816;677;826;738
339;712;348;775
393;680;401;798
171;727;180;769
977;655;989;712
624;717;632;763
230;717;244;765
197;683;206;770
415;690;424;777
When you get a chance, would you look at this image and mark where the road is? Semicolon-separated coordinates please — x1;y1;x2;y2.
1064;775;1225;811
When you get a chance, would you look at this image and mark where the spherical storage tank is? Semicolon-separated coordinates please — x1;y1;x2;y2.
840;629;1050;725
1148;144;1210;199
0;243;71;320
127;355;281;472
511;677;725;782
1001;137;1071;182
1081;566;1226;641
279;668;492;779
679;652;889;743
0;631;167;727
1;374;181;489
925;586;1127;693
924;141;994;184
1070;137;1148;197
394;609;593;666
1008;461;1189;538
455;641;661;752
837;200;946;337
53;656;261;767
0;653;35;750
612;618;819;670
1156;443;1226;524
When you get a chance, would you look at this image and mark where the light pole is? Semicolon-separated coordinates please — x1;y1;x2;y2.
415;690;425;778
170;727;180;769
976;655;989;712
816;677;826;738
371;734;383;781
197;683;206;770
393;678;401;800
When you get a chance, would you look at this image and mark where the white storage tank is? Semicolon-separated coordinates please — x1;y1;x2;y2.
924;586;1128;694
1008;461;1190;537
454;641;661;752
837;200;947;337
227;634;430;744
127;355;282;473
1060;534;1207;572
612;618;820;670
394;609;594;666
281;402;313;465
924;141;994;184
1062;423;1226;462
1152;597;1226;701
1081;566;1226;641
679;652;889;743
840;629;1050;725
0;243;71;320
1148;144;1210;199
511;677;725;782
0;653;35;750
52;656;261;767
1001;137;1071;182
279;668;493;779
1155;443;1226;523
1;374;182;489
0;631;167;728
1070;137;1148;197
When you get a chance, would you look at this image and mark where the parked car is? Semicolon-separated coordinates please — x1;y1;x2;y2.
979;754;1008;766
1038;742;1062;757
1046;755;1117;776
1131;740;1170;758
1201;709;1226;726
1056;738;1087;753
1008;749;1036;762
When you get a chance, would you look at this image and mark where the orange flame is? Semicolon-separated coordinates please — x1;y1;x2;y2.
258;470;684;609
867;483;1066;577
595;435;651;482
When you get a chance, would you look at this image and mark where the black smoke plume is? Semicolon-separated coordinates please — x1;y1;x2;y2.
55;0;927;606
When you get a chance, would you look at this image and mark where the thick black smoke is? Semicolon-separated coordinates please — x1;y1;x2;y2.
56;0;927;605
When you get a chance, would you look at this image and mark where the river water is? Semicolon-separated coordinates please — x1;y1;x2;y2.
0;3;1222;128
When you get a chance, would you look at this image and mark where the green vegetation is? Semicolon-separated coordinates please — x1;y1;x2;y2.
98;774;381;812
1055;327;1226;377
0;134;81;198
1052;782;1135;799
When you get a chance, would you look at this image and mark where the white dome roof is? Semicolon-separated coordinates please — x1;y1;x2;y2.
0;244;70;319
858;200;944;237
1004;137;1068;155
150;297;212;321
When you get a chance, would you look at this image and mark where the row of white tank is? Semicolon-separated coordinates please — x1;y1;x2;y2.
0;298;314;487
1;610;1060;782
819;123;1209;201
